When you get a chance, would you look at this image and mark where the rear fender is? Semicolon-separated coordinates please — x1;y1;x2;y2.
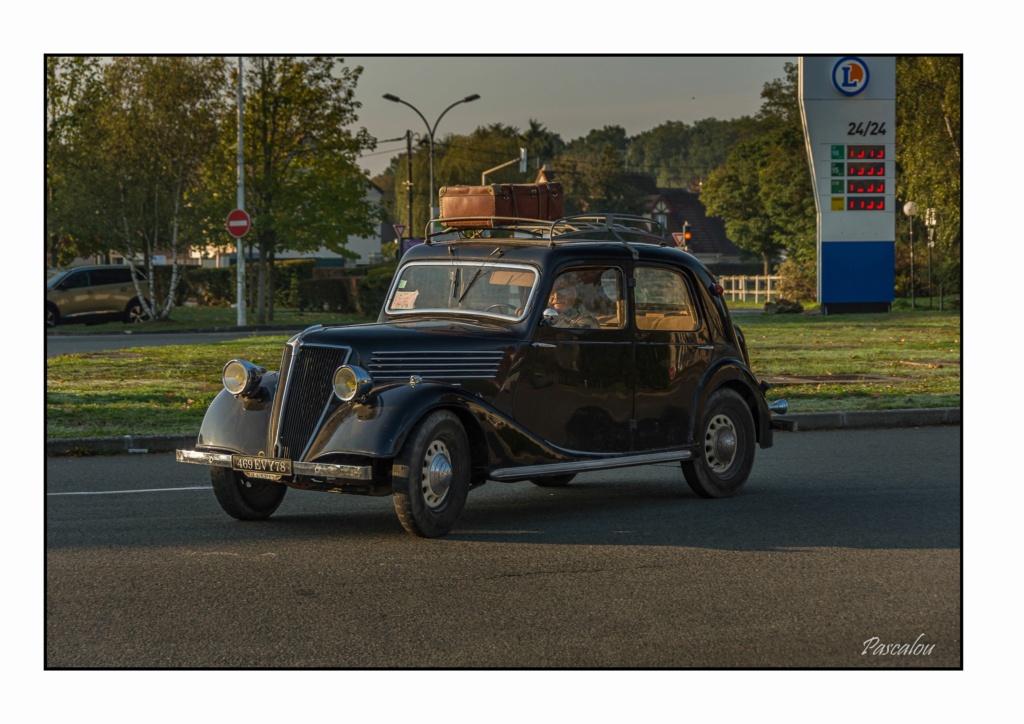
693;360;773;448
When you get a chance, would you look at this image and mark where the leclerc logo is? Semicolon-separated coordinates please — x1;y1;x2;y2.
832;56;870;96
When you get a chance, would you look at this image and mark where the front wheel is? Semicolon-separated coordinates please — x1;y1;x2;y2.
46;304;59;328
392;411;471;538
681;388;755;498
210;467;287;520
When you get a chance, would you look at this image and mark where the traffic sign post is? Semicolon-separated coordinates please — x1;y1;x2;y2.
227;208;250;326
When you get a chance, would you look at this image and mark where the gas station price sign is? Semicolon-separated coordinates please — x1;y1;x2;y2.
799;56;896;313
827;145;889;210
846;144;885;159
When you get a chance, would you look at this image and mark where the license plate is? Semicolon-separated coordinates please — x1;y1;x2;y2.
231;454;293;480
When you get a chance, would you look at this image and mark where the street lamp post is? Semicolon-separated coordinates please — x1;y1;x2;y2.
383;92;481;229
903;201;918;309
925;208;937;308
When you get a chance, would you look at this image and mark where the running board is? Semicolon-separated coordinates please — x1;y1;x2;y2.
489;449;693;482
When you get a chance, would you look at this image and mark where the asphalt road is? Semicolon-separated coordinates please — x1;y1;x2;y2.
45;329;301;358
45;425;961;668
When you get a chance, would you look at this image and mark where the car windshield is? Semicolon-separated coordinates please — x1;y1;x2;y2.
385;261;539;321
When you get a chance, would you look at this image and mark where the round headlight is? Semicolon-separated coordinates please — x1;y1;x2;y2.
333;365;373;402
222;359;264;397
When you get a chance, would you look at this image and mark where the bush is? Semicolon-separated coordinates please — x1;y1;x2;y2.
764;298;804;314
775;257;817;303
356;262;398;316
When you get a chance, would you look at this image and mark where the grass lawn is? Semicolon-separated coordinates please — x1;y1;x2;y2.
45;308;961;439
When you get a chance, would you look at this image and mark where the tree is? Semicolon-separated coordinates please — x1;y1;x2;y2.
50;57;228;319
45;56;103;267
233;57;382;322
700;62;815;278
556;126;645;215
520;119;565;171
626;117;750;188
896;56;961;298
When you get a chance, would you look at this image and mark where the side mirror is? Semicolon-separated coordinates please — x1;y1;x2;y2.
542;308;559;326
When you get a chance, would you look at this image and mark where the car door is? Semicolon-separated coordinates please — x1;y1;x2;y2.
632;264;712;451
88;267;121;313
512;265;633;453
53;269;94;317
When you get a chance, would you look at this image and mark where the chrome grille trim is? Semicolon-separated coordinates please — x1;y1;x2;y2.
275;343;351;459
367;350;505;380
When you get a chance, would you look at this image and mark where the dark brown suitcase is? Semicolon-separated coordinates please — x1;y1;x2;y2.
439;183;563;228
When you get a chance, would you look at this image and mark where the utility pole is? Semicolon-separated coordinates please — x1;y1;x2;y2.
406;130;413;239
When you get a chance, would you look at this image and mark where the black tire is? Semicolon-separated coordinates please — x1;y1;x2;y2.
46;304;60;328
682;388;755;498
124;299;148;324
529;473;576;487
392;411;471;538
210;466;287;521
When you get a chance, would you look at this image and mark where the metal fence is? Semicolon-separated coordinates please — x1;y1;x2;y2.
718;275;782;303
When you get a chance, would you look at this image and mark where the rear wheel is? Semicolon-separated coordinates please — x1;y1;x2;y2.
682;388;755;498
210;467;287;520
392;411;470;538
124;299;148;324
530;473;576;487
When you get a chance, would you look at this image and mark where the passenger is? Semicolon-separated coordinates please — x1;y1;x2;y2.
548;277;599;329
573;269;617;317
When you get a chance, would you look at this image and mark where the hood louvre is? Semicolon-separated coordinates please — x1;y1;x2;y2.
367;350;505;380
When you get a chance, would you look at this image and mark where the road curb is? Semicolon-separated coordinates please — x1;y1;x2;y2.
45;408;961;457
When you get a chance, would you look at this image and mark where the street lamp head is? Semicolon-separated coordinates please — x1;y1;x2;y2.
383;93;401;103
464;93;481;103
903;201;918;217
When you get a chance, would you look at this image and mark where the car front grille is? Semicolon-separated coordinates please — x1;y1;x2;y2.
276;344;350;459
367;350;505;380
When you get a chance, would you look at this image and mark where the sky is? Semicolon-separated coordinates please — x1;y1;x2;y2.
347;56;794;178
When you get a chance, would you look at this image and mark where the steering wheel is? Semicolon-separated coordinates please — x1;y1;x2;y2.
485;303;518;315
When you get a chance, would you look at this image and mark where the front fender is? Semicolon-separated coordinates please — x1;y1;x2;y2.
693;359;773;449
196;372;279;455
305;381;573;469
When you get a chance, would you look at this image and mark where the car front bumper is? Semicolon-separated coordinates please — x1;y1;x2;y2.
175;449;373;481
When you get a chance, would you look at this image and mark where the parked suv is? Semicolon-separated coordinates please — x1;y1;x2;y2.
46;265;149;327
177;213;792;537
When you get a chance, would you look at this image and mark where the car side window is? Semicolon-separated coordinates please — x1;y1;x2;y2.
634;267;699;331
91;268;119;286
62;271;90;290
549;267;624;330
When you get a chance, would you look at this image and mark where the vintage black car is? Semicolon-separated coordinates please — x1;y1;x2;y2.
177;214;790;537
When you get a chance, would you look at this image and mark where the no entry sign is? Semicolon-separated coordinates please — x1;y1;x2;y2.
226;209;251;238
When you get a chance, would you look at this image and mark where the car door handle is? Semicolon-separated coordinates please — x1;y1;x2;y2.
532;342;556;349
696;344;714;350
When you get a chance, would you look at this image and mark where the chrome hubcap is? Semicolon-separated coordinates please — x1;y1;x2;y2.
421;439;453;509
704;414;737;473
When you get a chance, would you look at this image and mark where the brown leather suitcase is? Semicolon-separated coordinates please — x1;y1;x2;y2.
439;183;563;228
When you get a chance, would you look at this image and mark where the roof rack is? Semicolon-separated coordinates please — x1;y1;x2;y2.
424;213;668;250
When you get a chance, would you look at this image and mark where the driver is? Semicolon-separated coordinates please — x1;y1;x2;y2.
549;277;599;329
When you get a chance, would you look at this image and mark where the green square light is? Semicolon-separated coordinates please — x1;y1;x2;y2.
831;145;845;160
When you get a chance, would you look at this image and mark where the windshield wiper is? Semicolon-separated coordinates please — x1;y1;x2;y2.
457;248;503;305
